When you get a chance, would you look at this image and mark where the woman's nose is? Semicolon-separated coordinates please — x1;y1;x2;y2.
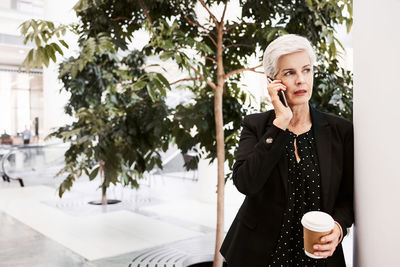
296;73;305;84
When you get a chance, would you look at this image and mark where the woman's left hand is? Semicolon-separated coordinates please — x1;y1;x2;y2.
312;223;341;258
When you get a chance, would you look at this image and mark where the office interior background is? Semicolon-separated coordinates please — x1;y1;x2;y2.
2;0;399;266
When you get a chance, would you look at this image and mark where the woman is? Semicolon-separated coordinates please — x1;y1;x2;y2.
220;34;354;267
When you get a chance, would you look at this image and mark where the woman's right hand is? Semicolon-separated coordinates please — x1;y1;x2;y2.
267;79;292;130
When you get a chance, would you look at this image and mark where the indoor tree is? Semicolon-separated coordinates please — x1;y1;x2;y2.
20;18;173;203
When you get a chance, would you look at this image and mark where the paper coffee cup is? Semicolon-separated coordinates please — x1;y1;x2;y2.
301;211;334;259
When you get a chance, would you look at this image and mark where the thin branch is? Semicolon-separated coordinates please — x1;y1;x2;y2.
203;34;217;49
111;16;130;21
203;55;217;65
180;8;218;38
250;70;264;74
184;14;208;31
204;31;218;47
199;0;219;25
138;0;152;24
170;77;199;85
225;22;240;32
221;1;228;23
223;43;253;51
190;65;217;91
224;21;262;33
183;15;218;47
224;37;236;47
225;64;264;79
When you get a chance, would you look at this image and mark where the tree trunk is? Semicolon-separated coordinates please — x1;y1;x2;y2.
99;160;107;205
213;87;225;267
101;186;107;205
213;19;226;267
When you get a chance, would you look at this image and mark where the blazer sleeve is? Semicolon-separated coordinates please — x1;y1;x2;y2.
232;115;290;196
332;124;354;238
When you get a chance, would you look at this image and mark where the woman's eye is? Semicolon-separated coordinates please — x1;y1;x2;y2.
304;68;311;73
284;71;293;76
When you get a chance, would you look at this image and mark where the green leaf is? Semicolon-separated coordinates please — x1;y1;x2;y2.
59;174;74;197
59;39;69;48
347;2;353;16
333;36;345;52
33;49;42;68
40;31;48;43
71;64;78;78
267;28;278;42
35;36;41;47
47;21;55;31
146;85;156;102
23;49;34;72
132;80;147;90
19;20;30;35
346;18;353;33
78;58;85;71
278;29;289;36
155;73;171;90
159;51;174;61
176;53;182;64
25;32;33;43
152;78;166;97
31;20;38;31
225;132;236;142
45;44;57;62
39;46;49;67
51;42;64;56
89;166;100;181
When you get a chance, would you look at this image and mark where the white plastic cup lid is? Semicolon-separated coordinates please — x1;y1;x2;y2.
301;211;334;232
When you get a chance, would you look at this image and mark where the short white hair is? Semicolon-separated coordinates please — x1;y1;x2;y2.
263;34;316;78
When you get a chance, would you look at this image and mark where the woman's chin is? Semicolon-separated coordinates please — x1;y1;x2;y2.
288;99;309;107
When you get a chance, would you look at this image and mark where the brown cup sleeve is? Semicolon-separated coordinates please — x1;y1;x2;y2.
303;227;333;254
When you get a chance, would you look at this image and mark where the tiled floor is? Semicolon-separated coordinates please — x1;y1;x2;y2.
0;211;93;267
0;171;353;266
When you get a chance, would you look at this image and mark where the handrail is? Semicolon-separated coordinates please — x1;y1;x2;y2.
1;146;24;187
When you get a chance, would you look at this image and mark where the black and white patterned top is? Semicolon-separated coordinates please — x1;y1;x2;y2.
268;128;326;267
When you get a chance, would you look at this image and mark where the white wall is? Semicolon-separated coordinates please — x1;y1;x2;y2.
0;0;78;138
42;0;78;137
0;8;38;36
0;71;12;133
353;0;400;266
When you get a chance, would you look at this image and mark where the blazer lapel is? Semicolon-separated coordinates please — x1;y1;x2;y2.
265;110;289;195
310;106;332;211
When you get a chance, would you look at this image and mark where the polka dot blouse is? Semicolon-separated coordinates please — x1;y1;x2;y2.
268;128;326;267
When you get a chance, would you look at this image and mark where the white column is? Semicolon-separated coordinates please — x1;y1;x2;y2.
354;0;400;266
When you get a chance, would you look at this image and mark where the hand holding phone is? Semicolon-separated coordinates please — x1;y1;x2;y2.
267;77;288;107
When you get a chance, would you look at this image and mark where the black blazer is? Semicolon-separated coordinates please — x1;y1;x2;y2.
220;106;354;267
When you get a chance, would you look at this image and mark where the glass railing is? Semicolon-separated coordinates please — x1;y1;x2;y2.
0;143;68;187
0;142;197;188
